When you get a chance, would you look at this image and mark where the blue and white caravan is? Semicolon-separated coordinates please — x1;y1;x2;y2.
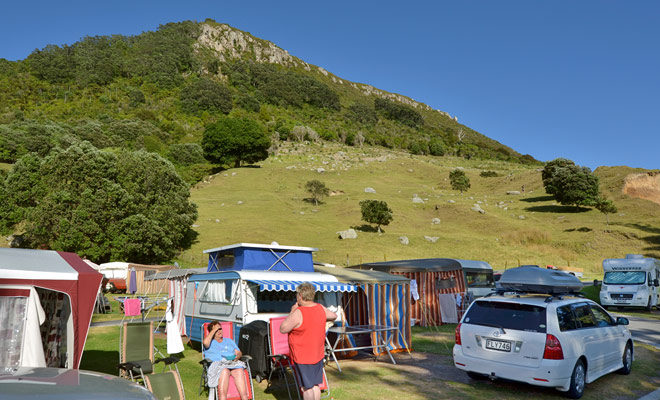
184;243;356;342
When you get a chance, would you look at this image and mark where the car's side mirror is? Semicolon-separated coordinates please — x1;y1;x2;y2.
653;278;659;287
616;317;629;326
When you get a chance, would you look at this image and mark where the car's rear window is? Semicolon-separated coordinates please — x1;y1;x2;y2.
464;300;547;333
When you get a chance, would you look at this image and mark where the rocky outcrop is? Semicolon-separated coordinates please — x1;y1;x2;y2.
194;22;453;119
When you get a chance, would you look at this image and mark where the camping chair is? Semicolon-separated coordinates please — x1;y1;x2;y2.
117;321;180;383
200;321;254;400
266;317;330;400
144;370;186;400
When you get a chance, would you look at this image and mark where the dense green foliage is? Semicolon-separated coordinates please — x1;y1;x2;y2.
0;143;198;262
450;169;471;193
359;199;393;233
26;22;200;88
202;117;270;167
305;180;329;206
374;98;424;127
542;158;601;207
180;77;233;114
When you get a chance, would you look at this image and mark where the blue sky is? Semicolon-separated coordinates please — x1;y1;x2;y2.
2;1;658;170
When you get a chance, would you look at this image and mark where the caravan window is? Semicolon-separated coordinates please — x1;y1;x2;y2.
200;280;237;303
603;271;646;285
256;290;297;313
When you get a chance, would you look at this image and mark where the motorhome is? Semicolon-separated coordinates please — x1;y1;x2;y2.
600;254;660;310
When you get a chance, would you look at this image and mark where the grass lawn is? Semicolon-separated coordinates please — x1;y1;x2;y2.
80;323;660;400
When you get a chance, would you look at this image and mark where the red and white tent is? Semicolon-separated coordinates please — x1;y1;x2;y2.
0;248;103;369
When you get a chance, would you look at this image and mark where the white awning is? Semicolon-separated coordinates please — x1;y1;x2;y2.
247;279;356;293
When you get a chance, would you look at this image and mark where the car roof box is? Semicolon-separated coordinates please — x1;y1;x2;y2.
497;265;583;294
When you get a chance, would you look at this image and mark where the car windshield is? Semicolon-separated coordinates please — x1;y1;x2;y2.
604;271;646;285
465;271;495;288
464;301;547;333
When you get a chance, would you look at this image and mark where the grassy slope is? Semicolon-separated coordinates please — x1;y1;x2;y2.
177;141;660;277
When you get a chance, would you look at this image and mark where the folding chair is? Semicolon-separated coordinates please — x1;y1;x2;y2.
117;321;180;383
266;317;331;400
200;321;254;400
144;370;185;400
266;316;299;400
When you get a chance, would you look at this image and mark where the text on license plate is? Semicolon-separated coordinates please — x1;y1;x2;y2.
485;339;511;352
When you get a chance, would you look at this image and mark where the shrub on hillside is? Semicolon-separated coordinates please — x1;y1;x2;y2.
480;170;498;177
374;98;423;127
168;143;206;166
180;77;233;114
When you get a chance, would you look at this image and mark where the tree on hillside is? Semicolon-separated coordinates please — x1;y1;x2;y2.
595;198;618;225
305;180;329;206
542;158;575;196
450;169;471;193
202;117;270;168
359;200;393;233
543;161;600;208
0;142;198;263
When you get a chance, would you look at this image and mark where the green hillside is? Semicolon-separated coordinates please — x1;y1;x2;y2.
1;19;658;272
179;140;660;276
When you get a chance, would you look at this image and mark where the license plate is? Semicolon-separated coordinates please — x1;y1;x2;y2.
485;339;511;352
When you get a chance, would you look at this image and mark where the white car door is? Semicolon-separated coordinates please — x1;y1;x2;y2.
571;303;607;378
590;304;625;370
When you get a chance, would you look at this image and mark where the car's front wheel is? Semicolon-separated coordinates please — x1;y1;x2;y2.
565;359;586;399
646;297;652;311
617;343;632;375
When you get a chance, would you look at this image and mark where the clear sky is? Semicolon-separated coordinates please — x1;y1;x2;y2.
1;1;658;170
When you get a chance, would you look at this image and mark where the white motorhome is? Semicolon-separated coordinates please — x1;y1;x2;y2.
600;254;660;310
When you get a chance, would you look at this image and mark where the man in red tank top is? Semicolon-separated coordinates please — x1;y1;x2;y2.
280;282;337;400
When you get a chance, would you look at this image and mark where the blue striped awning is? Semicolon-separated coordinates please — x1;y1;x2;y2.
247;279;356;293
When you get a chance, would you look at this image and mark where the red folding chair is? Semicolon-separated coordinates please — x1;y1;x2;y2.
267;317;330;400
200;321;254;400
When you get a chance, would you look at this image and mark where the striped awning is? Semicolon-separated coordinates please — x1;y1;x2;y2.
247;279;356;293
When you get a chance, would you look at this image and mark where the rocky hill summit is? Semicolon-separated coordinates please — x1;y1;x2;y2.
195;20;454;119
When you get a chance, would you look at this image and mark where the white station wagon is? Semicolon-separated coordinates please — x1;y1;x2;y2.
453;266;633;399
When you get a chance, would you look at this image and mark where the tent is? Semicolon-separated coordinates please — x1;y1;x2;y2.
348;258;467;327
0;248;103;369
314;265;412;354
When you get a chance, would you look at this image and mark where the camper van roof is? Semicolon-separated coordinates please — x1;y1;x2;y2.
454;259;493;271
603;255;660;269
203;242;318;254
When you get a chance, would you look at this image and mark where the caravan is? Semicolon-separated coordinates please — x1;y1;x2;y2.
183;243;356;342
600;254;660;310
